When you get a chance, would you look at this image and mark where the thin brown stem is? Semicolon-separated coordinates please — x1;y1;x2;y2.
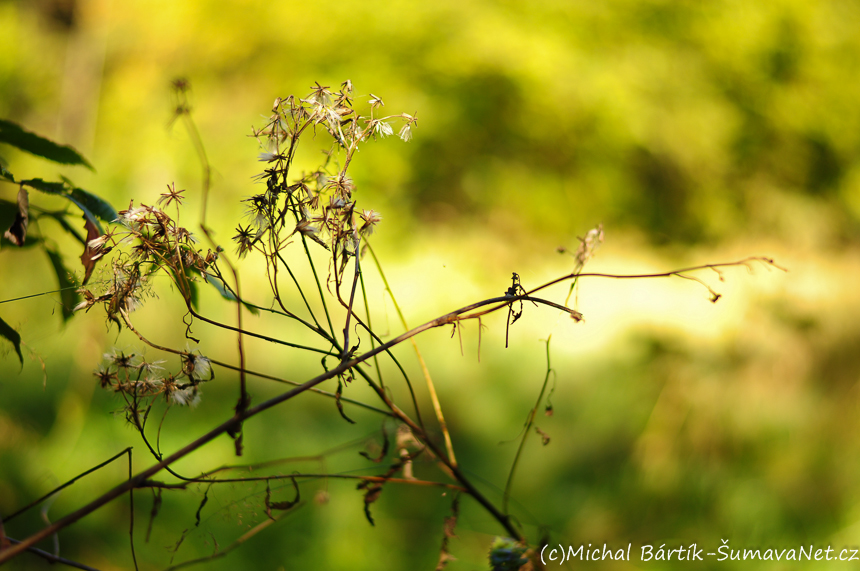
503;338;553;514
3;537;103;571
365;241;457;466
2;289;547;562
117;310;391;416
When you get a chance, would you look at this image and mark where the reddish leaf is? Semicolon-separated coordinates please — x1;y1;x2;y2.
3;186;28;246
80;215;100;285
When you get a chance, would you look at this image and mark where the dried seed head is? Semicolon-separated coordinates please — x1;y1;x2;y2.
181;349;212;382
368;94;384;109
295;219;320;238
575;224;604;266
359;209;382;236
171;386;201;407
373;120;394;138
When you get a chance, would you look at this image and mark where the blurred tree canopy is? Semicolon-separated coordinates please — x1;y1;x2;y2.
2;0;859;247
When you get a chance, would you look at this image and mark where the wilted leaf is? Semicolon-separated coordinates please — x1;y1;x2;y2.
80;216;100;285
335;378;356;424
194;486;210;527
535;426;550;446
359;425;389;463
3;187;29;246
45;248;80;322
265;477;300;520
0;119;94;170
0;199;42;248
0;315;23;367
362;486;383;526
436;495;461;570
442;496;460;539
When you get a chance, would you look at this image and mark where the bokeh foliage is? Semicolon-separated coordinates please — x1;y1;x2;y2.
2;0;860;569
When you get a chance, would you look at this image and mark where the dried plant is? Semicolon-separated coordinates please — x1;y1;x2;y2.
0;80;783;570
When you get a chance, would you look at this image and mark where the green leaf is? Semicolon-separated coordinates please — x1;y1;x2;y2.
21;178;66;195
0;198;17;223
169;266;200;310
0;163;14;182
188;279;199;311
21;177;118;233
64;194;102;233
69;187;118;224
0;314;23;367
203;274;260;315
45;248;80;322
0;119;94;170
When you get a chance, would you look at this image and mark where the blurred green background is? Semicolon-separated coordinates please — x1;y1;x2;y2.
2;0;860;569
